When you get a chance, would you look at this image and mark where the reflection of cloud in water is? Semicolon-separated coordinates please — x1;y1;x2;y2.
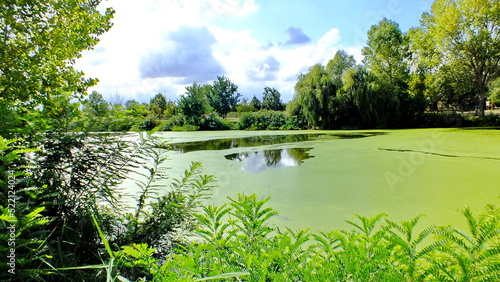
169;132;384;153
226;148;313;174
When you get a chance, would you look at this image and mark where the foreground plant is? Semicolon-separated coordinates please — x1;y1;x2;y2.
426;205;500;281
104;191;499;281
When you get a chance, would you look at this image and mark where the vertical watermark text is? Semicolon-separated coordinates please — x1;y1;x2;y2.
6;169;16;275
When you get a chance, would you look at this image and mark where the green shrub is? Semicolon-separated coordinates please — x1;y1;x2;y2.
420;112;465;127
419;112;500;128
107;194;500;281
199;114;232;130
236;104;257;113
467;113;500;127
154;114;186;131
171;124;199;131
238;110;289;130
107;116;137;131
137;118;158;131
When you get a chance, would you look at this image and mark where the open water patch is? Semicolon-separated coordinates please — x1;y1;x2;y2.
225;148;314;174
168;132;384;153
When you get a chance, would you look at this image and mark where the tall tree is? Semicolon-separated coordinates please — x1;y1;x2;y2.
261;87;284;111
489;77;500;107
294;64;336;129
150;93;167;117
208;76;241;118
178;83;210;124
0;1;115;279
250;95;262;110
342;66;392;127
362;18;425;126
326;50;357;90
362;18;410;94
419;0;500;115
84;91;109;117
0;0;114;136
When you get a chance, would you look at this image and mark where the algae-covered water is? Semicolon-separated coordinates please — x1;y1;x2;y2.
153;128;500;232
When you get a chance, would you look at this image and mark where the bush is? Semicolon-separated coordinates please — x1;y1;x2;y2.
110;195;500;281
238;110;290;130
199;114;232;130
171;124;199;131
419;112;500;128
154;115;187;131
137;118;158;131
107;116;137;131
236;104;257;113
419;112;465;127
284;115;307;130
467;113;500;127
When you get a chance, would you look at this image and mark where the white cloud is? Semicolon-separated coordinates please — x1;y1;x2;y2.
207;26;351;100
76;0;362;103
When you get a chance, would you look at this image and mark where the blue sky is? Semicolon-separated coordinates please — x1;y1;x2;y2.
76;0;435;103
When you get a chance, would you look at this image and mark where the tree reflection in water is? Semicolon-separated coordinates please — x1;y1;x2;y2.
169;132;383;153
225;148;313;174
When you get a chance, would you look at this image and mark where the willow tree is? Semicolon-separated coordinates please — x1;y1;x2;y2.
294;64;336;129
419;0;500;115
326;50;357;90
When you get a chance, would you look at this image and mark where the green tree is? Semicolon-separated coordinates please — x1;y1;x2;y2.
294;65;336;129
84;91;109;117
418;0;500;115
178;83;210;125
208;76;241;118
489;77;500;107
325;50;359;124
261;87;284;111
164;100;178;117
0;0;114;136
342;66;383;127
362;18;425;126
326;50;357;91
149;93;167;117
362;18;410;94
236;98;257;112
125;100;149;117
250;95;262;110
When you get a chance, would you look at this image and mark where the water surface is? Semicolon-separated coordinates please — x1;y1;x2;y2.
169;132;382;153
225;148;313;174
152;129;500;233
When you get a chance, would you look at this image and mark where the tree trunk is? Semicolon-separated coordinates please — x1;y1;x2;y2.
477;79;486;116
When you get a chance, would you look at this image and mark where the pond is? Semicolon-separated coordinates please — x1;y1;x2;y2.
153;129;500;232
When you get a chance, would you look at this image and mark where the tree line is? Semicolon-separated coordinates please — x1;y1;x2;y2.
289;0;500;129
78;0;500;131
76;78;287;131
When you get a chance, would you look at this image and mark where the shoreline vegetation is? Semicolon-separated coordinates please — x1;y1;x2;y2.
1;0;500;280
2;135;499;281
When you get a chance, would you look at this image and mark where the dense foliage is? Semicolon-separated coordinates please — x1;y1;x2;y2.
110;196;500;281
